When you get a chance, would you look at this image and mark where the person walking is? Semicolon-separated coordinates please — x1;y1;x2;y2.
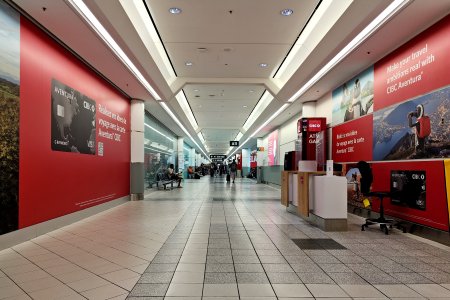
229;159;237;183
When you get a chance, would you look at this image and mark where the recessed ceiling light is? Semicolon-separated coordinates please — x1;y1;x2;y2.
281;9;293;16
243;105;248;108
259;63;268;68
185;61;193;66
169;7;182;14
249;90;254;93
193;89;199;92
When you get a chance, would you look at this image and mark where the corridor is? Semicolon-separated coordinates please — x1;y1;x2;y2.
2;177;450;299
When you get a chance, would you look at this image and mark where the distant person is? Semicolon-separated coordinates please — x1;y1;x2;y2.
167;164;182;188
187;166;194;179
229;160;237;183
408;104;430;154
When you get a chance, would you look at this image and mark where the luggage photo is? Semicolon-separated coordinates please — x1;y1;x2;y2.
226;174;230;182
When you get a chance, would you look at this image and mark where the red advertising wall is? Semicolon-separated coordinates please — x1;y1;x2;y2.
19;17;130;228
374;16;450;110
332;116;373;163
331;15;450;231
371;161;448;231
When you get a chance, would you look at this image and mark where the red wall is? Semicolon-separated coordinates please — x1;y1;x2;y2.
371;161;448;231
331;15;450;231
19;17;130;228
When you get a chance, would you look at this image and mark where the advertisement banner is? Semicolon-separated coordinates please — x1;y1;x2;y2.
445;160;450;223
268;130;279;166
51;79;96;154
372;85;450;160
332;115;373;163
332;66;374;126
372;161;448;231
0;1;20;235
20;17;130;229
374;16;450;111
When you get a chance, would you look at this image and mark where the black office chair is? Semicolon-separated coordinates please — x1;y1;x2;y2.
357;161;398;235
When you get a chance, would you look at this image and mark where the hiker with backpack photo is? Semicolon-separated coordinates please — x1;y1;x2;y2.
408;104;430;155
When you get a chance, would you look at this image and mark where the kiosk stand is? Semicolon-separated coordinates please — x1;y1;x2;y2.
281;118;347;231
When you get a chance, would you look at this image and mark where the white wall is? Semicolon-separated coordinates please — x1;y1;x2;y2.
316;92;333;159
279;116;300;166
316;92;333;125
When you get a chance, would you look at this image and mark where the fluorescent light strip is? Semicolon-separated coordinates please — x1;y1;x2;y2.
144;123;174;142
176;91;198;131
229;104;289;158
287;0;410;103
160;102;210;161
235;132;243;141
197;132;205;143
243;90;274;132
145;146;171;155
67;0;161;100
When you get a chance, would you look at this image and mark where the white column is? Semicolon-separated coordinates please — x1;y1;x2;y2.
189;148;195;167
130;99;145;200
257;138;265;166
302;101;317;117
177;137;184;173
242;148;250;177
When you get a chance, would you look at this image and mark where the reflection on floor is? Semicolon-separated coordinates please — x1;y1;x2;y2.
2;176;450;299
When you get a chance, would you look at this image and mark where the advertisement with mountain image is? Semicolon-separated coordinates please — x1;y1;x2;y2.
0;1;20;235
373;85;450;161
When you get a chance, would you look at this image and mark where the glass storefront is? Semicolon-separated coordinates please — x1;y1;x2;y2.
144;112;177;188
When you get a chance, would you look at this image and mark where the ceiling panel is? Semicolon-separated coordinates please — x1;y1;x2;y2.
145;0;320;44
166;43;291;78
184;84;265;99
202;129;239;141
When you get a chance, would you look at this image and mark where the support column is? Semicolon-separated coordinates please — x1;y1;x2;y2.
242;148;250;177
189;148;195;167
177;137;184;173
302;101;317;117
257;138;265;183
130;99;145;200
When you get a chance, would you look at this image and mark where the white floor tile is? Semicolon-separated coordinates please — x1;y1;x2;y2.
305;284;349;298
272;284;312;297
203;284;239;296
238;284;276;297
166;283;203;296
408;283;450;298
80;283;128;299
340;284;387;298
374;284;424;298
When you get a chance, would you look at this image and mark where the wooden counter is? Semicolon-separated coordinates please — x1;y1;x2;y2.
281;171;327;217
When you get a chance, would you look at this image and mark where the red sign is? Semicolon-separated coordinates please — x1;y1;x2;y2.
332;115;373;162
19;18;130;228
372;161;448;231
308;119;323;132
374;16;450;111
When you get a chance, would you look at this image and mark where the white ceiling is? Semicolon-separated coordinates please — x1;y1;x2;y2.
10;0;450;157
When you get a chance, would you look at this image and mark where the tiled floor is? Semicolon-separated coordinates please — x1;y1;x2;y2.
2;177;450;299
